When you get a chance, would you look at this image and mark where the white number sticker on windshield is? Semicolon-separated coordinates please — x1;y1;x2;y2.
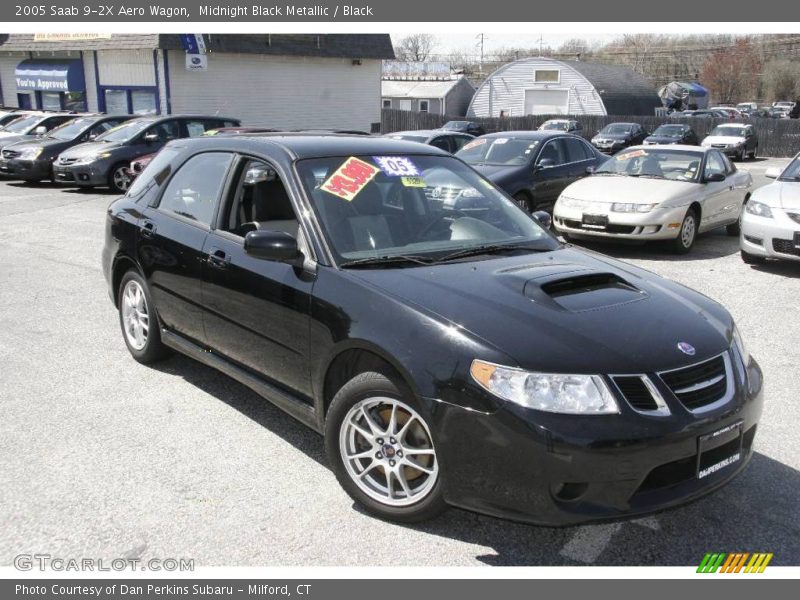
373;156;420;177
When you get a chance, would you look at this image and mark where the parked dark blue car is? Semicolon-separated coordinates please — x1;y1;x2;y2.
455;131;608;212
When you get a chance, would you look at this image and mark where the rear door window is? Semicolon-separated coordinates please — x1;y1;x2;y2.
565;137;591;162
157;152;234;226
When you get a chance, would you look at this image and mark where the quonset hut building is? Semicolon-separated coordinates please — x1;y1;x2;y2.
467;57;661;118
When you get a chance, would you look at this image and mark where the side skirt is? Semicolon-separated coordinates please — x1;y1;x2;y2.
161;329;322;434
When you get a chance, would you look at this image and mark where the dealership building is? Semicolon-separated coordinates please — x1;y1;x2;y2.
0;33;394;131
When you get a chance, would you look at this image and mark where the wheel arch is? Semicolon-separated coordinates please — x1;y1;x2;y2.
318;341;422;423
111;254;143;307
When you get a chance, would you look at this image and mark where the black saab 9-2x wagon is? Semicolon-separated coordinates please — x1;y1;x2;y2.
103;133;763;525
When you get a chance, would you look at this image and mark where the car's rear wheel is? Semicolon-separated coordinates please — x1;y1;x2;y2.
741;249;765;265
749;145;758;159
671;208;698;254
118;270;168;363
325;371;446;523
109;163;132;194
738;146;747;162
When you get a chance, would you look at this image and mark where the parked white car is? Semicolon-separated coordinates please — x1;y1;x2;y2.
740;155;800;264
553;145;753;254
701;123;758;161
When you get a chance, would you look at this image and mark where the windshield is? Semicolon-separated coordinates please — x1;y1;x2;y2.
653;125;686;136
542;122;568;131
296;154;556;264
46;118;94;141
711;126;746;137
3;115;41;133
600;124;633;135
778;155;800;181
96;119;152;142
456;137;540;166
594;148;703;182
443;121;467;129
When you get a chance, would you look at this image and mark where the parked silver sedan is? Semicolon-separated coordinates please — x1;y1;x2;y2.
553;145;753;253
740;154;800;264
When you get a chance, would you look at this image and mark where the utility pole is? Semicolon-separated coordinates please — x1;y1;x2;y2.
476;33;486;77
538;34;544;56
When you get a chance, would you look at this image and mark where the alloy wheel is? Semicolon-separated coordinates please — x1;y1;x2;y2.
113;167;132;192
339;397;438;507
121;280;149;350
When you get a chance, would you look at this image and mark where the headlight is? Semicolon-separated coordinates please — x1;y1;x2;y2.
745;200;773;218
470;360;619;414
559;196;587;209
76;151;112;164
20;147;43;160
611;202;657;213
733;325;750;364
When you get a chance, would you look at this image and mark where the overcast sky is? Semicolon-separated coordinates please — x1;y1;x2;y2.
390;32;621;56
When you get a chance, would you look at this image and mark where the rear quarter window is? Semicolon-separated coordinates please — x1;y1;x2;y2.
125;146;182;201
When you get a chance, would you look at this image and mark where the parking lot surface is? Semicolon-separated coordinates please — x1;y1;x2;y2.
1;159;798;567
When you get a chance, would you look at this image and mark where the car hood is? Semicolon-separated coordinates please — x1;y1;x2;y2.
703;135;745;145
645;135;681;144
58;140;120;159
5;136;69;153
594;133;630;141
348;248;731;374
752;181;800;210
0;133;33;148
470;164;524;181
560;175;697;204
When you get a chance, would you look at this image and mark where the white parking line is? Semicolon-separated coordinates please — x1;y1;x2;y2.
559;523;622;563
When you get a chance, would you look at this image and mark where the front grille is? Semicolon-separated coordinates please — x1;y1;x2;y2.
659;354;729;411
562;218;636;234
787;212;800;226
612;376;658;411
58;157;78;166
423;186;461;202
2;149;19;159
772;238;800;256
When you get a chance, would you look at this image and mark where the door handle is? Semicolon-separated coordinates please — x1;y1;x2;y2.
206;247;230;269
140;220;156;239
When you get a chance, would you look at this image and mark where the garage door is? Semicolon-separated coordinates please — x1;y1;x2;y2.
524;89;569;115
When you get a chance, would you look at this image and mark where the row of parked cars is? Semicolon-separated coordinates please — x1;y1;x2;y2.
384;121;798;262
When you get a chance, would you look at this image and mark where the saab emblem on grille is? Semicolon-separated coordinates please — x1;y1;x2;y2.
677;342;696;356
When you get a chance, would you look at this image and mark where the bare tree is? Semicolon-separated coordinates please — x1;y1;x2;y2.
394;34;438;62
700;39;761;104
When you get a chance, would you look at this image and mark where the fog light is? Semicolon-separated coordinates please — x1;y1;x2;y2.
78;174;89;182
744;235;763;246
551;481;589;502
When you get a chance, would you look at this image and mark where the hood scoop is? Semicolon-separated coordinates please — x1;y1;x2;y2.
524;270;647;312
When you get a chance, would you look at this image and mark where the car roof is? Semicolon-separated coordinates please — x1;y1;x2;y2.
386;130;447;137
625;144;709;153
602;122;638;127
481;130;565;140
177;132;451;160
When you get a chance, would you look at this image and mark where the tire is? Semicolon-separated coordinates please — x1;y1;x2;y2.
325;371;447;523
738;146;746;162
749;145;758;159
513;192;532;213
741;250;765;265
117;270;168;364
108;162;133;194
671;208;698;254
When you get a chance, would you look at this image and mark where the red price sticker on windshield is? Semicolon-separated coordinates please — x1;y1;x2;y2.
321;157;380;201
616;149;648;161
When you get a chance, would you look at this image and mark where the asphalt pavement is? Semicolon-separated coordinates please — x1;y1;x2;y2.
0;158;798;567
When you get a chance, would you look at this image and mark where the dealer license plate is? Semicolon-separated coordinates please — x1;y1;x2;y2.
697;421;744;480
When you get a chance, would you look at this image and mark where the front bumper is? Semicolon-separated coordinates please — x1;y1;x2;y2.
741;210;800;262
592;141;627;154
52;161;110;187
553;203;687;241
425;351;763;526
705;145;745;157
0;157;53;180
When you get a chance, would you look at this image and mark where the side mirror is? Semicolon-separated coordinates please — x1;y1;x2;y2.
765;167;782;179
531;210;552;229
244;230;302;264
704;172;726;183
535;158;556;171
143;132;160;144
585;166;596;175
34;125;47;136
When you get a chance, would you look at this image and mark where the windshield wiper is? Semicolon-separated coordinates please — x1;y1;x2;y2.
340;254;435;269
628;174;665;179
434;243;550;263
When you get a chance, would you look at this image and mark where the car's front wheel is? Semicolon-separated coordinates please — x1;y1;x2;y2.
118;270;168;363
671;208;698;254
109;163;133;194
513;192;532;213
325;371;446;523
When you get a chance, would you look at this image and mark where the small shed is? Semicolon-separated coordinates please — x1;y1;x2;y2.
382;62;475;116
467;57;661;118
